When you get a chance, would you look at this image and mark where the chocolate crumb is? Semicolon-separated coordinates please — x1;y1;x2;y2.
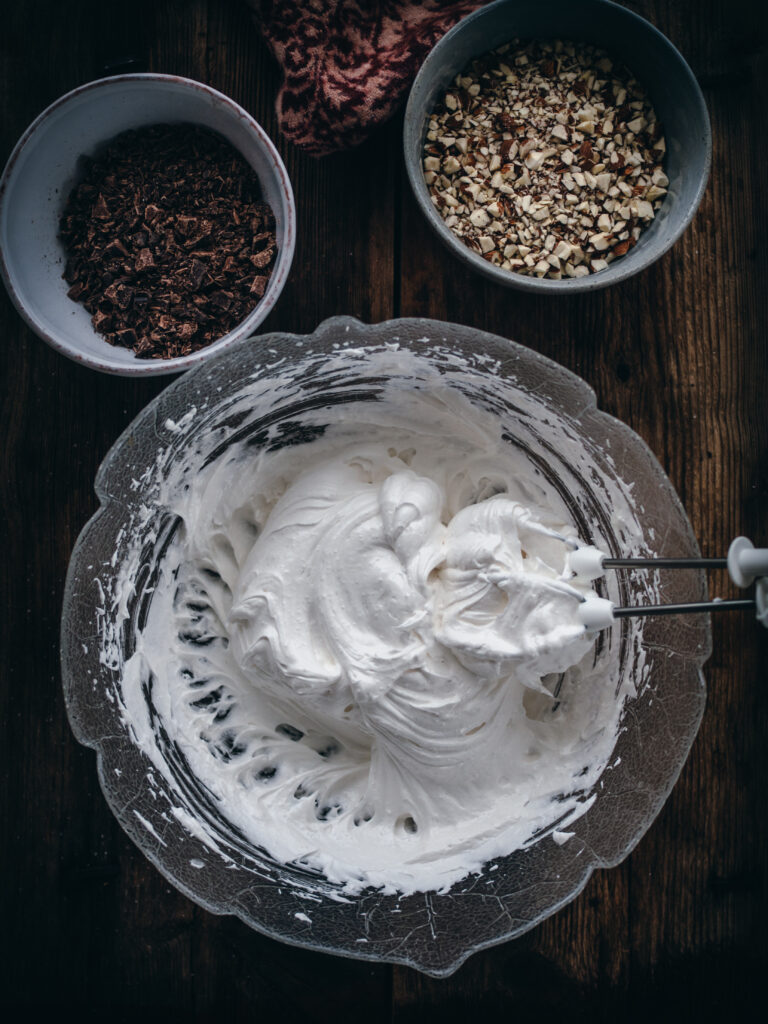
59;124;279;359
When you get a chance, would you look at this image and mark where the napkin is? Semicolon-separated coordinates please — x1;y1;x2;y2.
246;0;484;155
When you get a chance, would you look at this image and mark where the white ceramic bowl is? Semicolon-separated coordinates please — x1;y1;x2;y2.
0;74;296;376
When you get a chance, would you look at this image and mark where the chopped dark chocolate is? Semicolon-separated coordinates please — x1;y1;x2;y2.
59;124;279;360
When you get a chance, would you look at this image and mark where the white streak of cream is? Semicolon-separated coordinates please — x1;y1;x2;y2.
133;810;167;847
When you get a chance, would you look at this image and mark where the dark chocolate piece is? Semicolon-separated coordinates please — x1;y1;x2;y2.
59;124;279;360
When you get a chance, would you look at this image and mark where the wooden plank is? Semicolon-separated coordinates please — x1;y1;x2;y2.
622;0;768;1014
0;0;396;1016
394;0;768;1016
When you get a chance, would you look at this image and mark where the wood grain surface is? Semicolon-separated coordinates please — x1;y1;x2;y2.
1;0;766;1018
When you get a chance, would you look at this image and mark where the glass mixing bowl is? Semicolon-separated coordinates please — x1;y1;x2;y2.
60;316;710;976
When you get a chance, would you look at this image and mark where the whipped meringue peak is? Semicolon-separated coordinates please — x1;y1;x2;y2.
114;346;645;894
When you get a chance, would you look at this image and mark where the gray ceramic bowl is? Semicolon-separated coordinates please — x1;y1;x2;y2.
404;0;711;293
0;74;296;376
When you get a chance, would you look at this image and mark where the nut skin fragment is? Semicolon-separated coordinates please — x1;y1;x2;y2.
422;38;666;280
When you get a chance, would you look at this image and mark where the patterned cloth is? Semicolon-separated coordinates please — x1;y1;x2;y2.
246;0;484;155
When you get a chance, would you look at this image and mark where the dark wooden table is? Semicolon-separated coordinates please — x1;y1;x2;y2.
2;0;766;1018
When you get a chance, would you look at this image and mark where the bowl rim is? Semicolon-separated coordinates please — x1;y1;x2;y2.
0;72;296;377
403;0;712;294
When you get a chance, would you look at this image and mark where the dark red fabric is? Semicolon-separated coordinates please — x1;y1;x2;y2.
246;0;484;155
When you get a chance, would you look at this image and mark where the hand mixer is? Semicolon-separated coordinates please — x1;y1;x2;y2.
568;537;768;632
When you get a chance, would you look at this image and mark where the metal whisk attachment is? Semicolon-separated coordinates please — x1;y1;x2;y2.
571;537;768;631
